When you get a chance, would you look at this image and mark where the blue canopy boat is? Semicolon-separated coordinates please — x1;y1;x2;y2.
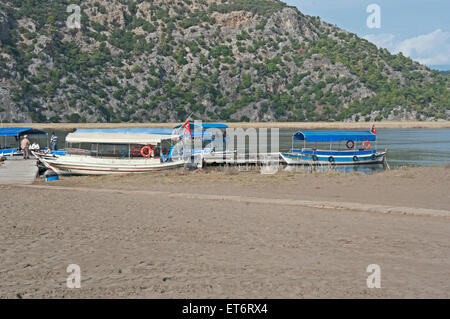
172;122;228;130
171;122;232;166
172;122;228;143
0;127;48;156
280;130;387;165
173;122;228;154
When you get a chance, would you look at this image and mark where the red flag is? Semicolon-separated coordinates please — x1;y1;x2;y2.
182;120;191;136
371;124;376;135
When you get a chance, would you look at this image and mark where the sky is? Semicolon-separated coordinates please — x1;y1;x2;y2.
285;0;450;70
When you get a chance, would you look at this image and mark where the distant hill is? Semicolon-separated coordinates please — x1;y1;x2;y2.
0;0;449;123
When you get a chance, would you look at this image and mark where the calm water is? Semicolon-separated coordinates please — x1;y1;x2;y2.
376;129;450;167
51;128;450;171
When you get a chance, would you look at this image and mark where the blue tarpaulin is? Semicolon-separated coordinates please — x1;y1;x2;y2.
293;130;376;142
0;127;47;136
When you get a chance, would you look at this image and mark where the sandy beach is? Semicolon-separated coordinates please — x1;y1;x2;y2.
1;165;450;298
2;121;450;130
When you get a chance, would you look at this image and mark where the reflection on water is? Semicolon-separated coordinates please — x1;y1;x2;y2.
283;163;386;174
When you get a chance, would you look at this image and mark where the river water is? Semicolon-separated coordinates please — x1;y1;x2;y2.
50;128;450;172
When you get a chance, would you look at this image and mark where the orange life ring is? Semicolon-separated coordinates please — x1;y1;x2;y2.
140;145;154;158
362;141;371;150
131;145;141;157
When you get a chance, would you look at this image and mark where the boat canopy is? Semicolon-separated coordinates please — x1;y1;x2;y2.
66;131;176;145
74;128;175;135
293;130;376;142
0;127;47;137
188;131;213;138
172;123;228;129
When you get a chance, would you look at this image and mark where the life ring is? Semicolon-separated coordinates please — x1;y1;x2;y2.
131;145;141;157
312;155;318;161
371;154;377;161
353;155;359;162
140;145;154;158
346;140;355;149
328;156;335;163
362;141;371;150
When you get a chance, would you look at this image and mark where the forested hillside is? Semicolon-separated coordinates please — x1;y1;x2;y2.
0;0;449;123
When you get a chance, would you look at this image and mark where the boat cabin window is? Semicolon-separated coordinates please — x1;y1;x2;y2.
297;140;375;151
65;143;168;158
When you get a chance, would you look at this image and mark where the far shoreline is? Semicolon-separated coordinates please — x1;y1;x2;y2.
1;121;450;130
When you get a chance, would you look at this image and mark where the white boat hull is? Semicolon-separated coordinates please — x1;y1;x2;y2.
38;154;185;175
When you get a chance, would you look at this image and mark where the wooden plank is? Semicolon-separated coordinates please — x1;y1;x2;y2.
0;158;38;185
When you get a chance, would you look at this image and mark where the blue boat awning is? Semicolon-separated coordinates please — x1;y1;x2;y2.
293;130;376;142
0;127;47;137
173;123;228;130
190;132;213;138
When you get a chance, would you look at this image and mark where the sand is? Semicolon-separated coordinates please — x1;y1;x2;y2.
1;166;449;298
2;121;450;130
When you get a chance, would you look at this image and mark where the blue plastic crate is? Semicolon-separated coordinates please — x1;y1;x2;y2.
45;175;59;182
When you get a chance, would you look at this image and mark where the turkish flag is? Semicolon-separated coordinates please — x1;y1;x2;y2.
182;120;191;136
371;124;376;135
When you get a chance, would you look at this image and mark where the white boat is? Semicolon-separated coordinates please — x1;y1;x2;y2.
35;129;185;175
35;154;184;175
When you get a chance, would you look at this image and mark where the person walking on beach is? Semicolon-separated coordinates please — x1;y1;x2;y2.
50;132;58;151
21;135;30;160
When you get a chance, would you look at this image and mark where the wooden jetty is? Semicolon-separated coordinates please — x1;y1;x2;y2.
0;157;39;185
187;151;283;166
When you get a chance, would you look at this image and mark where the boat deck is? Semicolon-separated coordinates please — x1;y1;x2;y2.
0;157;39;185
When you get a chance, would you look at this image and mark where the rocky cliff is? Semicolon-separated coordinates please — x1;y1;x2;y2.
0;0;448;123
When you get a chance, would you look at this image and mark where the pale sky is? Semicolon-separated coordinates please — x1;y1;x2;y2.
285;0;450;70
